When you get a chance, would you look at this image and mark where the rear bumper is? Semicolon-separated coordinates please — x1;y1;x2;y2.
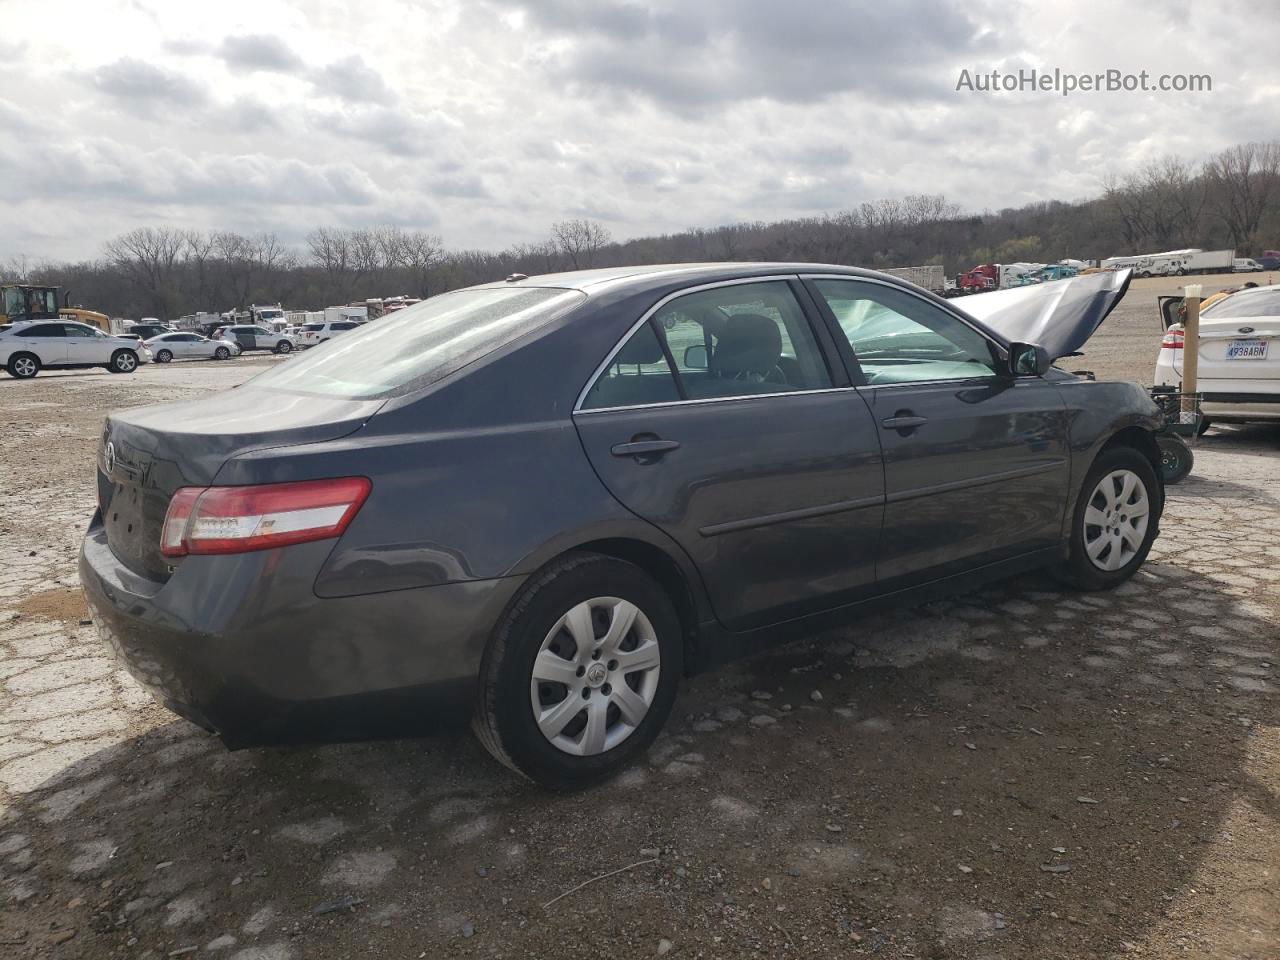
79;513;524;747
1201;393;1280;420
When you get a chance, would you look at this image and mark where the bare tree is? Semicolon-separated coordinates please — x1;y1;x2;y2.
550;219;612;269
1205;141;1280;252
397;230;444;296
103;226;187;317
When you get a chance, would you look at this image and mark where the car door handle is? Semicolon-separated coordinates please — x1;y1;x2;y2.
611;439;681;458
881;414;929;431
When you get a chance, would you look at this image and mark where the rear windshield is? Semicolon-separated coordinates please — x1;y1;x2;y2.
250;287;585;398
1203;288;1280;319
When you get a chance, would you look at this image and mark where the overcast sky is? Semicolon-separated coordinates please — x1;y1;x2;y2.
1;0;1273;262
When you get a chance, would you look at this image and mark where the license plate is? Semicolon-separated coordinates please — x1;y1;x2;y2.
1226;339;1268;360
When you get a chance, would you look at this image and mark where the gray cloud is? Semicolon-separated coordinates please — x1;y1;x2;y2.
219;34;305;72
91;58;210;112
495;0;1001;110
311;105;459;157
311;55;395;104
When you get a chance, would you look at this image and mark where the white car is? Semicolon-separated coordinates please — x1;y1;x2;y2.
145;332;241;363
1155;284;1280;425
1;320;151;379
299;320;362;347
1233;258;1264;273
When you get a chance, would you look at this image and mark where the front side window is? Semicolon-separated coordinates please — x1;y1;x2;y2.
62;324;93;338
812;279;998;385
3;288;25;319
252;287;585;399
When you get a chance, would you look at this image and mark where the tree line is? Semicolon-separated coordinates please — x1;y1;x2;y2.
5;141;1278;321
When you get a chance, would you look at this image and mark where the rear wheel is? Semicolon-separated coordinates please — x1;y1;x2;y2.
109;350;138;374
155;349;173;363
473;553;681;790
214;346;230;360
7;353;40;379
1157;434;1194;485
1056;446;1161;590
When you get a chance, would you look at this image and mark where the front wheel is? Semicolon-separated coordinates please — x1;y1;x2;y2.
109;350;138;374
1157;434;1194;485
6;353;40;379
1055;446;1161;591
274;340;293;354
214;346;230;360
473;553;681;790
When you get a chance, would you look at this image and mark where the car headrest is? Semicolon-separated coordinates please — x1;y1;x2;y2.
713;313;781;376
615;328;664;365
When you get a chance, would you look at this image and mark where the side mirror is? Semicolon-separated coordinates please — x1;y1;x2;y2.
683;344;708;369
1008;341;1052;377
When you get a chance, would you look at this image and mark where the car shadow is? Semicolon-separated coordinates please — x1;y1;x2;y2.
1;558;1276;957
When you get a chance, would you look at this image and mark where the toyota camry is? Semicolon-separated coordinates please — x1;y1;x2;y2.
81;263;1163;788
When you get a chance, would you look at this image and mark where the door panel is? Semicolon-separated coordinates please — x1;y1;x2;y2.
575;392;884;629
804;275;1072;583
861;378;1070;581
16;325;66;364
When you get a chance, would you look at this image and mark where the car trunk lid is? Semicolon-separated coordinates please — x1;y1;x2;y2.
1171;317;1280;381
98;386;384;581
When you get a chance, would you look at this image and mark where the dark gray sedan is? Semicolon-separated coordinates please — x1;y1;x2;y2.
80;263;1163;788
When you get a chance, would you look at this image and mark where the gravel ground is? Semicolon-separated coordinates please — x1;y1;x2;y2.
0;282;1277;959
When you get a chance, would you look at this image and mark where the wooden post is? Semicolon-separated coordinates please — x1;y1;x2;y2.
1182;284;1202;420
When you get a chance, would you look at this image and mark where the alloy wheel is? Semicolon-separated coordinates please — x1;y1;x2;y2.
12;356;37;377
529;596;661;756
1083;469;1150;571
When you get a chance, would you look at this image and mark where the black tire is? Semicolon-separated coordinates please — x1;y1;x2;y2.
1139;270;1151;278
214;346;230;360
1157;434;1194;485
155;349;173;363
274;340;293;354
109;350;138;374
1056;445;1162;591
1196;417;1212;437
6;352;40;379
473;552;682;790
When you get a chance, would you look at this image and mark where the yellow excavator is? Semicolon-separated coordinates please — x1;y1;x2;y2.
1;283;110;331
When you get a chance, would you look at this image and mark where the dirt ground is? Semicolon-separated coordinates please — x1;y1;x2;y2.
0;278;1277;960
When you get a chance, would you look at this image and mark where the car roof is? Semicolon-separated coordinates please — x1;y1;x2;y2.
473;262;896;296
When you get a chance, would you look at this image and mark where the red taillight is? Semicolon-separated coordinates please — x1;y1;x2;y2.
1161;330;1185;349
160;477;371;557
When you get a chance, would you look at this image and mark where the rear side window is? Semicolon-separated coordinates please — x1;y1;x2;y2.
1203;288;1280;318
21;324;63;337
303;324;324;331
582;323;681;410
251;287;585;399
581;281;831;410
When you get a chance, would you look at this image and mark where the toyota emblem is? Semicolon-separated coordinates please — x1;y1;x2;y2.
104;441;116;474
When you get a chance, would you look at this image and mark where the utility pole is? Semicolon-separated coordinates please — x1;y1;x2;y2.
1182;283;1202;421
